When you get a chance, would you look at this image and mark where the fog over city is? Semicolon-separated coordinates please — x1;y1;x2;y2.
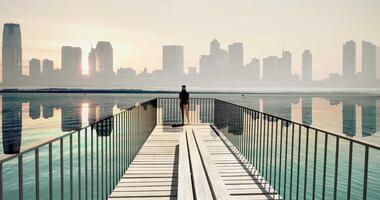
1;0;380;90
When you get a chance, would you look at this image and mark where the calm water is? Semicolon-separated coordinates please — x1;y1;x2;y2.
0;92;379;199
1;93;379;156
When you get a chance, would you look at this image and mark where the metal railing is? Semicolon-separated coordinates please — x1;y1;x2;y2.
157;97;214;124
213;99;380;200
0;99;157;200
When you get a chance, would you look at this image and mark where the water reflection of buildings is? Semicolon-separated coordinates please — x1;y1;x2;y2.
327;96;377;137
2;96;22;154
1;94;120;154
301;96;312;126
342;99;356;136
360;97;377;136
61;102;82;132
262;96;299;127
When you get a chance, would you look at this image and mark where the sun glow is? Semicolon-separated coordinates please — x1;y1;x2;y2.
81;103;89;126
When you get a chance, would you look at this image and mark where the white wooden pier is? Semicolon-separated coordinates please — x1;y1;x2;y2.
109;124;280;200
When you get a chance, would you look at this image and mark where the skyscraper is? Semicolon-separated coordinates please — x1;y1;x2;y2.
343;41;356;79
263;56;279;80
41;59;54;85
245;58;260;80
88;47;96;76
302;50;312;81
61;46;82;76
29;58;41;81
2;23;22;87
96;41;113;75
42;59;54;75
61;46;72;73
279;50;292;80
228;43;243;68
362;41;376;80
162;45;184;76
210;39;220;56
199;55;212;75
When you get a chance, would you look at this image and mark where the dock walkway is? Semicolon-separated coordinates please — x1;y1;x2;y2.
110;124;280;200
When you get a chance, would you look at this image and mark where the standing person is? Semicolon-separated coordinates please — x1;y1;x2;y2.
179;85;189;125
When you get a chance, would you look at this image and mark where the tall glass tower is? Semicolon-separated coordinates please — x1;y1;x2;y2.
2;23;22;87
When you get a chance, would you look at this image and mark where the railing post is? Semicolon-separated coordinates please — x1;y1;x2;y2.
35;148;40;200
347;141;353;200
303;127;310;200
296;125;302;199
60;138;64;200
283;122;289;198
312;130;318;200
363;146;369;200
49;143;53;200
91;126;94;200
18;155;23;200
289;123;295;200
85;128;88;200
0;163;2;200
333;137;339;200
70;134;73;200
322;133;328;199
78;130;81;200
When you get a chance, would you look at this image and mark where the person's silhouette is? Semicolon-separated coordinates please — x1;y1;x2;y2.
179;85;189;125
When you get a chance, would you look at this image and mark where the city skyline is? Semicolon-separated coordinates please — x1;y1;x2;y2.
2;22;379;88
1;0;380;81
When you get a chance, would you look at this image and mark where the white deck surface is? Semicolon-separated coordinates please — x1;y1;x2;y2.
109;124;280;200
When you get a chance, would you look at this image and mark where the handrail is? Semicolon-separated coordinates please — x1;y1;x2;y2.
157;97;380;150
0;98;158;200
0;98;156;163
215;98;380;150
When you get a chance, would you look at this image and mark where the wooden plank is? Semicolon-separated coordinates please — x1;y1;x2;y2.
113;186;177;192
177;131;193;200
119;178;177;183
118;182;177;187
230;194;282;200
123;174;177;178
110;190;177;197
186;127;213;199
192;128;230;200
109;197;173;200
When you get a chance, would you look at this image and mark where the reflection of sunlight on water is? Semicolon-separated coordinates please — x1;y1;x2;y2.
312;97;342;134
113;105;121;114
81;103;89;127
357;105;362;137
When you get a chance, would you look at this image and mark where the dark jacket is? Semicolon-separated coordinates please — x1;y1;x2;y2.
179;90;189;104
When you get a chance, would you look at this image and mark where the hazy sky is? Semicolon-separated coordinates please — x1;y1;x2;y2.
1;0;380;80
